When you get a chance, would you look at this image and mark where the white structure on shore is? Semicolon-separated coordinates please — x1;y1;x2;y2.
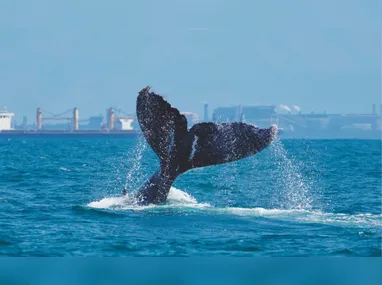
0;108;15;131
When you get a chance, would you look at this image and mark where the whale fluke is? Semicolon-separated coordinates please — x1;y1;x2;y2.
135;86;277;205
187;122;277;168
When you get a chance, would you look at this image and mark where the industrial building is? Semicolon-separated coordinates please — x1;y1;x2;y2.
212;106;240;122
277;113;381;133
211;103;382;139
241;106;278;127
3;102;381;139
212;105;278;127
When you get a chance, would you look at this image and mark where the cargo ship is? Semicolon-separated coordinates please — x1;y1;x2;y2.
0;129;141;138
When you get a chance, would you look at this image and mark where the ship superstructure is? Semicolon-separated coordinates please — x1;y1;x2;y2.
0;108;15;131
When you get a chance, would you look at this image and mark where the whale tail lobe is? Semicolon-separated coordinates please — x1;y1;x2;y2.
136;86;189;174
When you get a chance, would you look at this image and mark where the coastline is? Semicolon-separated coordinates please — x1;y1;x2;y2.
0;129;381;140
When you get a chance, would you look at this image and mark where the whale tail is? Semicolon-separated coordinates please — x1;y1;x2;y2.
135;86;277;204
137;86;277;172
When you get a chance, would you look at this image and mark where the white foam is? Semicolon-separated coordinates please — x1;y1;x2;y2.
166;187;210;208
216;207;381;228
87;187;210;210
167;187;197;204
87;188;381;228
87;196;128;209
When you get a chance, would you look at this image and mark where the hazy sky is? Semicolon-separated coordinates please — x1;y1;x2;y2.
1;0;381;122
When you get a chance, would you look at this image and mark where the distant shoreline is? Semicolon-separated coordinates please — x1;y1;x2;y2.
0;129;381;140
0;130;140;138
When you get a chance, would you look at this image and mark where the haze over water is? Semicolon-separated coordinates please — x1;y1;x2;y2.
0;137;381;256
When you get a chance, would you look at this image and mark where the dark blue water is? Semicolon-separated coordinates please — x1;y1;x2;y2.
0;137;380;256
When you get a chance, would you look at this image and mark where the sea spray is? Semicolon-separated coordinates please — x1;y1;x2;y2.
94;136;149;197
87;141;127;197
269;138;315;210
123;135;148;193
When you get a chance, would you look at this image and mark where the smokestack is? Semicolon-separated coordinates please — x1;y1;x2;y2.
203;103;209;121
73;107;79;131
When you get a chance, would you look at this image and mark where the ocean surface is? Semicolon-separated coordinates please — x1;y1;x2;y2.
0;137;381;256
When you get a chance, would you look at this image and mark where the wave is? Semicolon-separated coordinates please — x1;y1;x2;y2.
59;167;71;172
87;188;381;228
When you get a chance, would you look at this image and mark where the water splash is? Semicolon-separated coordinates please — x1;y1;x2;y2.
269;139;314;210
88;187;210;210
123;135;148;192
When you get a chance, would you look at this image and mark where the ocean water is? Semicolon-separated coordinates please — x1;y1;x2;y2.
0;137;380;257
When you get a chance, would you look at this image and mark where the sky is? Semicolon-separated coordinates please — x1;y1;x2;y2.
0;0;381;123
